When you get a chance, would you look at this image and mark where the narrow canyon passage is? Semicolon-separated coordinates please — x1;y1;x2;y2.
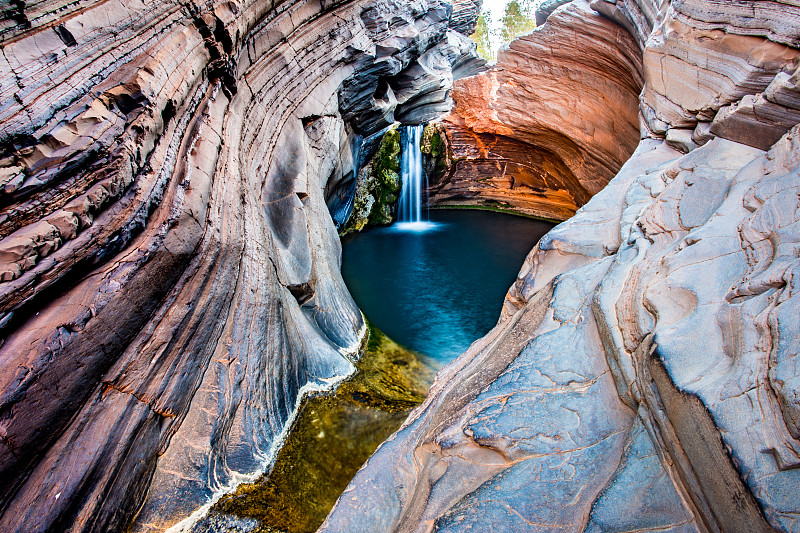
0;0;799;531
196;123;556;531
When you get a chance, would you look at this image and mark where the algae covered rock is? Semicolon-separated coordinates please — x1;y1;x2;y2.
342;127;402;234
420;122;452;188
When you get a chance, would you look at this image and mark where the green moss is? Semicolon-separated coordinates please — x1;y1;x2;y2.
367;202;393;225
420;126;442;158
376;128;401;177
420;123;450;185
208;321;437;533
341;127;403;235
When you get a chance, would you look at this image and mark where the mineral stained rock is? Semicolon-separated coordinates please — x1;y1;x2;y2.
322;1;800;531
427;0;644;221
0;0;479;531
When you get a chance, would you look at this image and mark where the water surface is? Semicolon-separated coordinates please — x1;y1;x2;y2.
201;209;555;532
342;209;555;362
202;324;435;533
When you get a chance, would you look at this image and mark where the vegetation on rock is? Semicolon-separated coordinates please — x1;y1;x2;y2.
341;127;402;235
420;122;452;187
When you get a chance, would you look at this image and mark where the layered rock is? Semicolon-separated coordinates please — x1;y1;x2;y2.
426;0;643;221
0;0;479;530
422;121;584;221
325;8;485;230
322;1;800;531
338;2;485;138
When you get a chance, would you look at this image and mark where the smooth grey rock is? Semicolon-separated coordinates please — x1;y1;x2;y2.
665;127;698;153
394;30;487;124
536;0;574;26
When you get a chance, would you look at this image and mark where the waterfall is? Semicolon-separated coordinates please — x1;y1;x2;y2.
398;124;425;226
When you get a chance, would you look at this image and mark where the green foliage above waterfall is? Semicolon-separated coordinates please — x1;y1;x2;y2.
500;0;537;44
341;127;402;235
470;12;495;62
470;1;537;62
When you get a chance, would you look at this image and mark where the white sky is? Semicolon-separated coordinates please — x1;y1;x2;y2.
482;0;513;26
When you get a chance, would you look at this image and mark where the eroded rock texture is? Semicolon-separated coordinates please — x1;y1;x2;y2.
0;0;479;530
425;0;644;221
323;1;800;531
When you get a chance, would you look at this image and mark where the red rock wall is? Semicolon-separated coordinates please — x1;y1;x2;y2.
425;119;585;221
426;0;643;220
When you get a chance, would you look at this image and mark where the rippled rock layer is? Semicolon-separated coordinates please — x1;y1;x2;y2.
0;0;479;530
323;1;800;531
423;0;643;221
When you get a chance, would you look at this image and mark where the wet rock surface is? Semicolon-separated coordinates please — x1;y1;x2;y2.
341;127;402;234
0;0;479;530
195;323;436;533
322;1;800;531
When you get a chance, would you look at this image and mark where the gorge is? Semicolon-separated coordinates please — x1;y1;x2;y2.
0;0;799;532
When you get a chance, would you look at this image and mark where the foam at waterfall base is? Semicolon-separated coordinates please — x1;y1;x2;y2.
391;221;443;232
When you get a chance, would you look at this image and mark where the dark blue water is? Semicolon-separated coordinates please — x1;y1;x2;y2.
341;210;554;363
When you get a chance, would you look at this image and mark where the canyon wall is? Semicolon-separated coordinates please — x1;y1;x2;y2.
424;0;644;221
0;0;479;530
323;1;800;531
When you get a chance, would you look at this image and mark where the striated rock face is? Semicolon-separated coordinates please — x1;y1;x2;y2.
593;0;800;151
323;1;800;531
422;120;585;221
338;3;485;137
0;0;479;530
426;0;644;221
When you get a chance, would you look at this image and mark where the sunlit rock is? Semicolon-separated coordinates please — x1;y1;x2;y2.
426;0;644;221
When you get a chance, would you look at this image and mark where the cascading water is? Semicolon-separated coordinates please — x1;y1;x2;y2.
397;124;430;229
